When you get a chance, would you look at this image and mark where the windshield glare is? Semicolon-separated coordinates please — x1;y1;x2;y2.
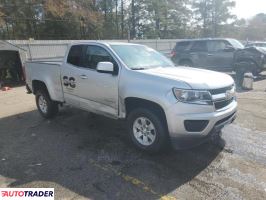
229;39;244;49
111;44;175;70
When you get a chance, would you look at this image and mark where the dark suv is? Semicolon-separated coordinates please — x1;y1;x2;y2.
171;38;244;72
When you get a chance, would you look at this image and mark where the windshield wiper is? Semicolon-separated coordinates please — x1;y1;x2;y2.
131;67;146;70
131;65;171;70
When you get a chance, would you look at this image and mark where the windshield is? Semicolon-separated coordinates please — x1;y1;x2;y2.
111;44;175;70
228;39;244;49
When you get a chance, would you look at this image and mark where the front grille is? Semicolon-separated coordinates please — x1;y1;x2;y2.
214;98;234;110
209;85;233;95
209;84;235;110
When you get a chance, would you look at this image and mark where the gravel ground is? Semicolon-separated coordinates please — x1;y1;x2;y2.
0;78;266;200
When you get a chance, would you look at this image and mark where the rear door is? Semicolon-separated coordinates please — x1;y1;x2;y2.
206;40;234;71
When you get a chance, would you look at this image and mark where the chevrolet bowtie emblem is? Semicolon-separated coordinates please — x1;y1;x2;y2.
225;90;234;100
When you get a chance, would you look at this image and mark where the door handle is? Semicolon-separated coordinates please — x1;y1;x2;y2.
79;75;88;79
207;54;214;56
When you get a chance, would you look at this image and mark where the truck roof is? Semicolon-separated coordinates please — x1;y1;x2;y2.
69;41;141;46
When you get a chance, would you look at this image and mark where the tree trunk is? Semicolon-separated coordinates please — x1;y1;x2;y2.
131;0;136;39
163;8;168;39
121;0;124;39
115;0;119;38
213;0;218;37
203;0;208;37
104;0;107;22
154;4;160;38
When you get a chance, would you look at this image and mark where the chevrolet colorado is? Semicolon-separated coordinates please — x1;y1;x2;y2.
25;42;237;152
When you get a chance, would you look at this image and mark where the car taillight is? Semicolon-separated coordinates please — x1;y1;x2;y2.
170;50;176;57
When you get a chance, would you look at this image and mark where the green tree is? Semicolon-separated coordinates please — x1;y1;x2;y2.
0;0;102;39
42;0;102;39
246;13;266;41
0;0;43;39
193;0;236;37
128;0;191;39
3;0;260;40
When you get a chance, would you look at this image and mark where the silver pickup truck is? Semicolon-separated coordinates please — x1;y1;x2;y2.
25;41;237;152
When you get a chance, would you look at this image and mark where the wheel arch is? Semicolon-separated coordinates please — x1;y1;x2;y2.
32;79;63;102
32;80;49;95
234;58;259;72
124;97;168;131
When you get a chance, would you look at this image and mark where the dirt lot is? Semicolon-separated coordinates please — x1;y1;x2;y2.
0;79;266;200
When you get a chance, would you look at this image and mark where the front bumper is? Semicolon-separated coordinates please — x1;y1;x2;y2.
165;99;237;146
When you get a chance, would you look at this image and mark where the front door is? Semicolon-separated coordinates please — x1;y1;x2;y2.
61;44;119;118
206;40;234;72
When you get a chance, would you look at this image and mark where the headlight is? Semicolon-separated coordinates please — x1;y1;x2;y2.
173;88;212;105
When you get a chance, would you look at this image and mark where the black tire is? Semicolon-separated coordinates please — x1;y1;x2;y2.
235;61;257;87
35;90;58;119
179;60;193;67
235;65;254;89
235;67;245;87
127;108;169;153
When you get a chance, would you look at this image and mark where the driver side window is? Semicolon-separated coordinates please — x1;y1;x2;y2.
83;45;117;70
207;41;229;52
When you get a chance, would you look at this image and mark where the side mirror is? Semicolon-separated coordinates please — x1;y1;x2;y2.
96;62;114;74
224;46;235;52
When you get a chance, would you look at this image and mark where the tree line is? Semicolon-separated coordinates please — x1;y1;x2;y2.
0;0;265;41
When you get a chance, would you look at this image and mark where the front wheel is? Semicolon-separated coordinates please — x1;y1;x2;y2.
127;108;169;152
235;68;245;87
36;90;58;119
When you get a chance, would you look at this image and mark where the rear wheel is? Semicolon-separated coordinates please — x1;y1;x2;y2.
36;90;58;119
127;108;168;152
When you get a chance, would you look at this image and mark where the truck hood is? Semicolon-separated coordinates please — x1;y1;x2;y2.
244;46;266;54
256;47;266;54
143;67;234;89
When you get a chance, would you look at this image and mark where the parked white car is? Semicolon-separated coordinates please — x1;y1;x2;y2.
25;42;237;152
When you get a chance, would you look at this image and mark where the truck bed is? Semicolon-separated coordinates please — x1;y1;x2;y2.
25;60;64;102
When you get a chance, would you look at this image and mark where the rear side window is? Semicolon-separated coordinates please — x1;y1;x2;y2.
190;41;207;52
67;45;83;67
175;41;190;51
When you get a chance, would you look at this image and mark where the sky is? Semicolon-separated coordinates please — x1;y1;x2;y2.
233;0;266;19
